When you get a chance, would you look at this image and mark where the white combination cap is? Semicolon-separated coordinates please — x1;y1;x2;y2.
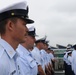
27;26;37;37
35;36;46;44
0;0;27;13
0;0;34;24
67;51;72;54
28;26;35;32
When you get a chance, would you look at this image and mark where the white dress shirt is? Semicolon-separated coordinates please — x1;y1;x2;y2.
31;47;42;66
0;38;18;75
17;44;38;75
72;50;76;75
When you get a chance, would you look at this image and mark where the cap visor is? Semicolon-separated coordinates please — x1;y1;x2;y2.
29;34;38;37
26;18;34;24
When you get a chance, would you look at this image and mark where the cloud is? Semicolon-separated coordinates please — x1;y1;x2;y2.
51;0;76;13
27;0;76;46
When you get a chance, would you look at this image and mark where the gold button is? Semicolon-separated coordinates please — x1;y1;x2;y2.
11;13;14;16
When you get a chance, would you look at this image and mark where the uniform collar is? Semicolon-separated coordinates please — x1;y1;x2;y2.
0;38;16;59
17;44;30;55
34;47;40;51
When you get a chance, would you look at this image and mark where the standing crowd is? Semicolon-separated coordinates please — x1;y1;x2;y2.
63;45;76;75
0;0;56;75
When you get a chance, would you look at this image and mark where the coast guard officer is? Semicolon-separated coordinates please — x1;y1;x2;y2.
67;51;74;75
31;37;46;75
63;46;74;75
72;44;76;75
16;26;38;75
0;0;34;75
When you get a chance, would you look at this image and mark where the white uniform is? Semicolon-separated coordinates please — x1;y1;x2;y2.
40;49;50;66
68;56;72;65
72;50;76;75
63;52;70;64
40;49;48;71
31;47;44;69
17;44;38;75
0;38;18;75
47;53;52;64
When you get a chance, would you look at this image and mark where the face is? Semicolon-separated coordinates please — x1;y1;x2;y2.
26;35;35;49
11;18;28;43
39;42;45;50
46;50;50;53
50;50;54;54
44;44;48;50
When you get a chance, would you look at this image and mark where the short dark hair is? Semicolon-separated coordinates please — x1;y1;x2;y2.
0;17;18;34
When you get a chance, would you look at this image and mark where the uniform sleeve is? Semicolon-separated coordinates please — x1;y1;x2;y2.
0;64;5;75
68;56;72;64
73;55;76;75
0;49;9;75
73;61;76;75
31;50;41;66
17;57;30;75
71;51;76;74
0;59;8;75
